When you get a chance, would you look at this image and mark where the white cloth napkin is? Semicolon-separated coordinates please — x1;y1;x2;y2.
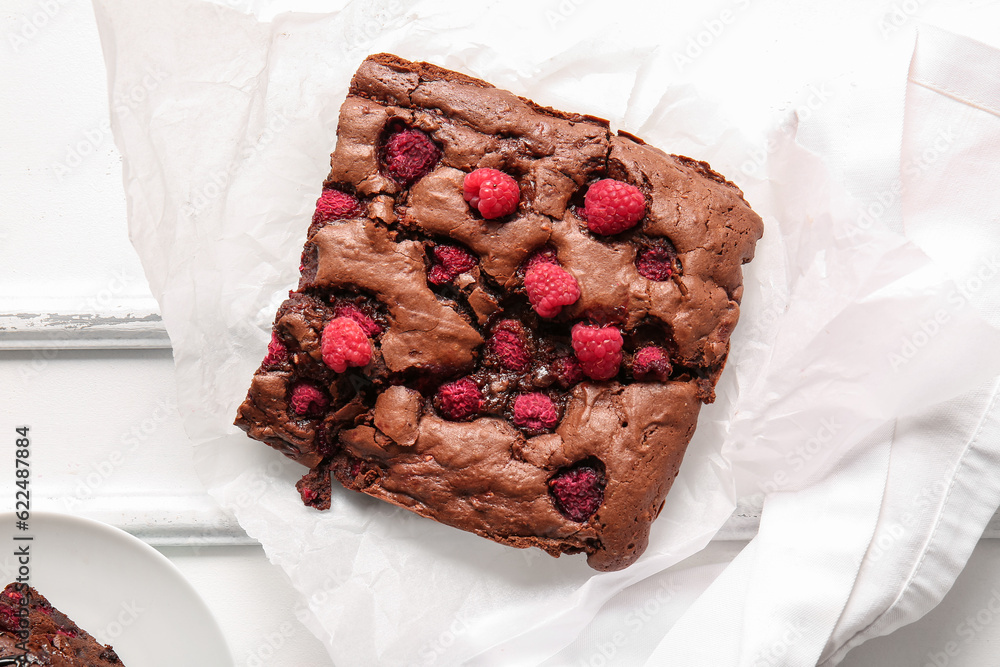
608;26;1000;667
822;25;1000;665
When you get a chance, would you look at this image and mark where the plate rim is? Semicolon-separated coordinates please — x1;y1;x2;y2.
0;510;233;665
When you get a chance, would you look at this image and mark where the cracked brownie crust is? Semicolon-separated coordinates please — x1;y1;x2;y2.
235;53;763;571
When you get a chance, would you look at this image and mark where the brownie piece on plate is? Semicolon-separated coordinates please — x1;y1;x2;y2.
235;53;763;571
0;583;124;665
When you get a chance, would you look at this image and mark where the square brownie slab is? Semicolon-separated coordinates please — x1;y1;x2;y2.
236;53;762;571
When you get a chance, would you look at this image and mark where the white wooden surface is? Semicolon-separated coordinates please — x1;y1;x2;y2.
6;1;1000;665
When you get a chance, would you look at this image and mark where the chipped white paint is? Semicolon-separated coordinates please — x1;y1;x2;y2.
0;298;169;350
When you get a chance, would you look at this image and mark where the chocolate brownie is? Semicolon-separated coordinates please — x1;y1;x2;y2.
0;583;124;665
235;53;763;571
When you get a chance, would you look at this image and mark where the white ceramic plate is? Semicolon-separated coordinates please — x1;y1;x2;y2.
0;511;232;666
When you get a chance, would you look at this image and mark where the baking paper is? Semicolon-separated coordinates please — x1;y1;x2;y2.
93;1;1000;664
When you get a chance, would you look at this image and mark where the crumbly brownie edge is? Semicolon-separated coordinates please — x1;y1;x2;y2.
0;584;124;665
357;53;613;127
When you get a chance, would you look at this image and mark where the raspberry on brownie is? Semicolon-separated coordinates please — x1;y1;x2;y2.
571;323;625;381
235;53;763;571
463;168;520;219
583;178;646;235
0;583;124;665
382;126;441;185
524;262;580;318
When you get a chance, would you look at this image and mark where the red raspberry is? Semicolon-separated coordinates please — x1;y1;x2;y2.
428;244;478;285
513;393;559;431
549;464;605;522
349;456;365;477
333;303;383;337
636;246;674;281
571;323;623;381
346;455;364;478
463;168;520;219
584;179;646;235
263;332;287;366
321;317;372;373
633;346;672;382
289;381;329;416
551;355;584;388
436;377;483;421
525;262;580;318
0;605;18;632
313;189;362;224
523;246;560;273
489;320;530;372
383;128;440;184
